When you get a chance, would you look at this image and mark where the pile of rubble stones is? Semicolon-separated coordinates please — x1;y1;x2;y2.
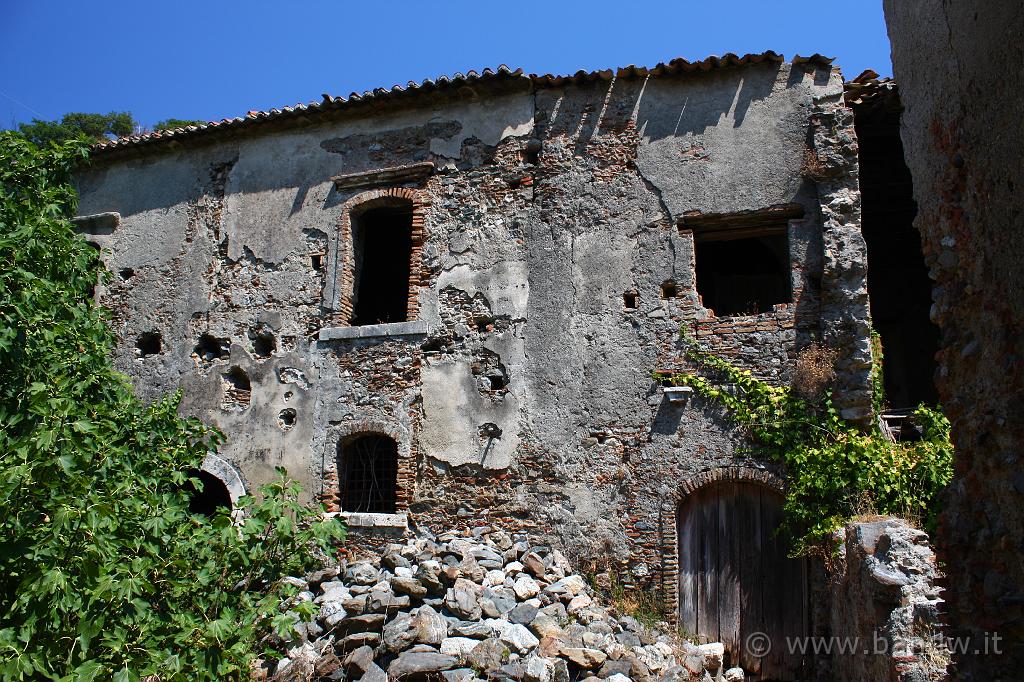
263;527;744;682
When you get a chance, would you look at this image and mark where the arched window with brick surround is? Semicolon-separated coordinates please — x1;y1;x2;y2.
330;188;428;327
337;433;399;513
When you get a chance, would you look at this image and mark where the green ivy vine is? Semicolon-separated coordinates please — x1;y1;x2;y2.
658;333;953;556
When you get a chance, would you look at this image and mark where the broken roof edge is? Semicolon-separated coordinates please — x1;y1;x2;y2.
87;52;837;160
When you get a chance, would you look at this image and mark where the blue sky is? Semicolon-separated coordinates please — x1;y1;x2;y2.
0;1;891;131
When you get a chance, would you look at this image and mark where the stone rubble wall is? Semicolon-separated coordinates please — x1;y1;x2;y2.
830;518;947;682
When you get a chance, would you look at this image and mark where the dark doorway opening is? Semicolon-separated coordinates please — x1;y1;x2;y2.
185;469;232;517
351;205;413;326
338;433;398;513
854;91;939;408
694;232;790;316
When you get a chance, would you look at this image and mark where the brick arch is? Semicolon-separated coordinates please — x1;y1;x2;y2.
320;418;414;513
657;465;786;621
675;465;785;502
328;188;430;325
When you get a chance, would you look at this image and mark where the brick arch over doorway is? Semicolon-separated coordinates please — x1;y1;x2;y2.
327;188;430;325
320;418;415;513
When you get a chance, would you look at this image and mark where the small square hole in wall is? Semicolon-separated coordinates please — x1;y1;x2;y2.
623;291;638;309
310;253;323;271
136;331;162;357
661;281;678;299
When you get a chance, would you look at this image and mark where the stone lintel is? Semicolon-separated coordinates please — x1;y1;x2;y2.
318;320;428;341
332;162;435;191
72;211;121;235
328;511;409;530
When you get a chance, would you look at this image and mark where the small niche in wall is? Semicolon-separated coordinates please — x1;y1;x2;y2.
661;281;678;299
221;367;251;411
278;408;297;431
623;291;638;309
194;334;230;363
250;329;276;359
119;267;135;281
135;331;162;357
310;253;324;271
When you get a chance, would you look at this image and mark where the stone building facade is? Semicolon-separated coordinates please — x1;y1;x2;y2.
74;53;882;656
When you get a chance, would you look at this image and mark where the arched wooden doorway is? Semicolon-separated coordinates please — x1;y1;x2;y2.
678;480;808;680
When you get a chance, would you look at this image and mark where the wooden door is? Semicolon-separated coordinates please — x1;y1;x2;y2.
678;482;808;680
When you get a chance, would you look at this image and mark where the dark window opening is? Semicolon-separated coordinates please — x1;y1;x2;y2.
310;254;323;271
661;281;678;299
623;291;638;309
855;99;939;409
351;204;413;326
194;334;230;362
694;232;790;316
136;331;162;356
119;267;135;281
185;469;232;517
338;433;398;513
221;367;251;410
250;330;276;359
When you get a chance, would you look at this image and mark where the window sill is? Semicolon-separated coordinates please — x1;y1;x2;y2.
326;511;409;530
319;320;427;341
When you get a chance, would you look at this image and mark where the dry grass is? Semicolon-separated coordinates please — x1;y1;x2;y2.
792;343;839;400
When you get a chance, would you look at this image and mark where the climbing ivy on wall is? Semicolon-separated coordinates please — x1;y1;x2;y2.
0;131;345;681
660;333;953;555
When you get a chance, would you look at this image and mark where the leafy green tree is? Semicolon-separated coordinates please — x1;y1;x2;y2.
0;131;345;680
17;112;136;146
152;118;208;132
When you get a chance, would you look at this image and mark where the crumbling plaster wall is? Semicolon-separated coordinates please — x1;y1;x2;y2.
884;1;1024;677
75;62;870;609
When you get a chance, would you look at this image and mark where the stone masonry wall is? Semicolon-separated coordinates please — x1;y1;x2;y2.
75;60;873;651
884;2;1024;678
831;518;947;682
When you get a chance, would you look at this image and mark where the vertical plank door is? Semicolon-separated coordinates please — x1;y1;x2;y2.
678;482;808;680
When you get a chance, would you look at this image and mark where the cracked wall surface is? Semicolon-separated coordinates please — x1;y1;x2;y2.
75;63;872;641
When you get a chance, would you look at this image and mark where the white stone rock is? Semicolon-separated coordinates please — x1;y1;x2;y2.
513;574;541;600
484;569;507;587
606;674;632;682
395;566;413;578
319;600;348;627
724;668;745;681
483;617;512;637
440;637;481;658
567;594;593;614
550;575;586;596
500;623;540;654
524;655;554;682
699;642;725;671
505;561;525;574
